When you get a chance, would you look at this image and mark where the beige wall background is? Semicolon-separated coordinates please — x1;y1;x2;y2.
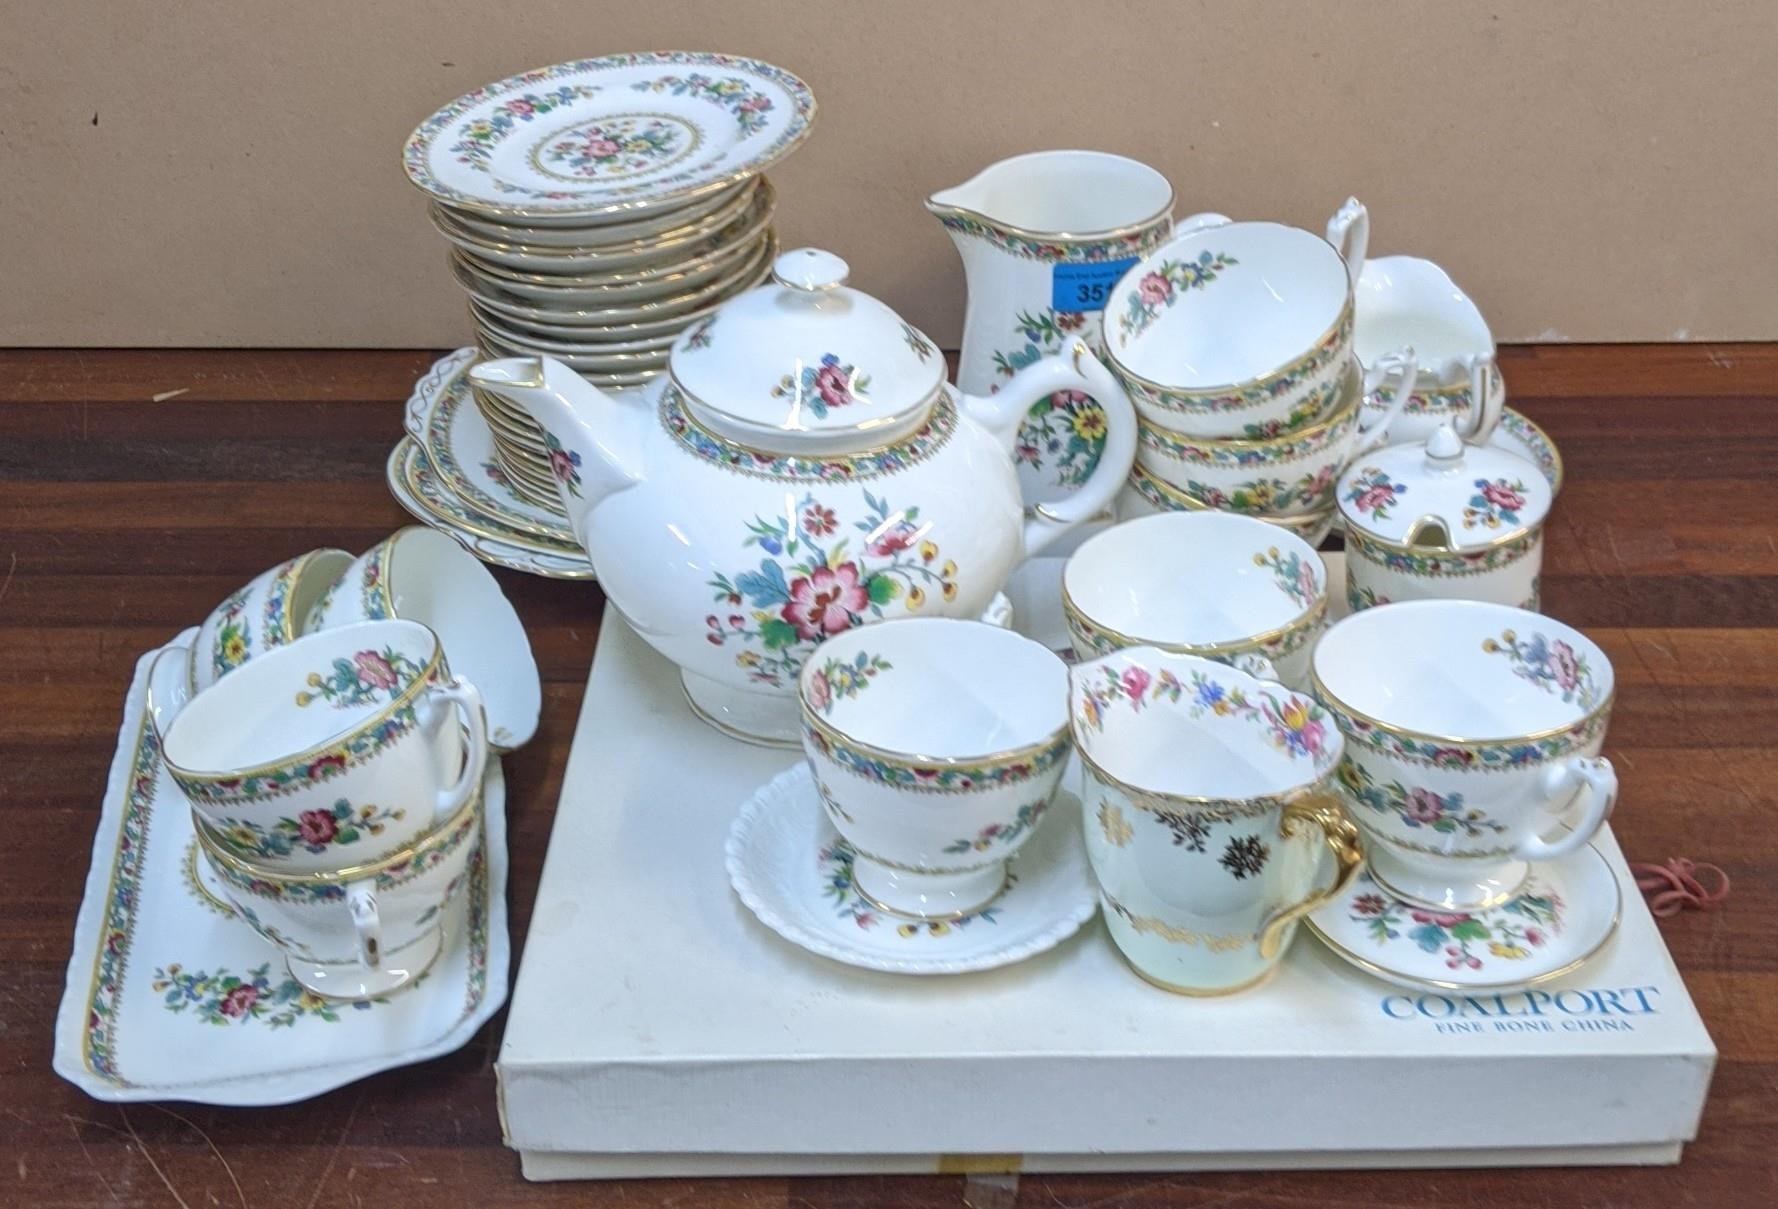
3;1;1775;348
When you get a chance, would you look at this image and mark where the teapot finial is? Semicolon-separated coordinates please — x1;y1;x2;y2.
773;247;849;292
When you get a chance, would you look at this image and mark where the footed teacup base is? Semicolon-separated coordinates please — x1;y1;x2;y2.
1366;844;1530;912
285;926;446;1002
680;671;799;748
851;855;1009;921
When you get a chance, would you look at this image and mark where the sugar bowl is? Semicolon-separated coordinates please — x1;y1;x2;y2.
1337;424;1551;612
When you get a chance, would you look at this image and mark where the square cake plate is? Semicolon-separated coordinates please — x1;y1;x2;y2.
498;555;1715;1178
53;633;511;1105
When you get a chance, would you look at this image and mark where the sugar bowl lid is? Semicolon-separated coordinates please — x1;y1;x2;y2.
667;247;945;451
1337;424;1552;550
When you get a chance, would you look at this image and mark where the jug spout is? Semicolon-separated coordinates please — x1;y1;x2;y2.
466;356;644;547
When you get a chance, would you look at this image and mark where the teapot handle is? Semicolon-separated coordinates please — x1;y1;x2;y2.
957;340;1138;558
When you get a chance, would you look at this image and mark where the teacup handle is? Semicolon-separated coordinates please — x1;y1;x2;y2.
1459;353;1505;444
1515;756;1617;862
347;880;382;970
959;340;1138;558
978;591;1014;630
1325;198;1369;284
1258;793;1365;959
1354;350;1419;456
422;677;490;827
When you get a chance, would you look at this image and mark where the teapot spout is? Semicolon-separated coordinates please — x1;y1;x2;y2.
466;356;645;547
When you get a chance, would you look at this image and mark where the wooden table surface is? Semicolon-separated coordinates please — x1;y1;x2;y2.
2;345;1773;1207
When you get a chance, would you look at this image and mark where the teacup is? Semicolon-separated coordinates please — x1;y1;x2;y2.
1133;354;1418;517
1103;202;1371;439
1353;254;1503;445
309;526;541;752
191;548;356;693
1120;465;1341;548
196;786;482;999
163;619;489;874
798;618;1072;920
1071;648;1362;994
1311;600;1618;911
1062;512;1326;686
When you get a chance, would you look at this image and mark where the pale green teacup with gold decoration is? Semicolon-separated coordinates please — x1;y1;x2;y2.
163;618;488;875
1062;511;1327;687
1071;647;1363;995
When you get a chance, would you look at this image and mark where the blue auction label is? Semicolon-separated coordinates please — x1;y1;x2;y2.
1051;258;1138;314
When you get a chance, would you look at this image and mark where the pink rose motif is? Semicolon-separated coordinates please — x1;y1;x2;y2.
867;522;918;557
548;447;579;482
1352;894;1388;916
297;809;339;846
1481;481;1526;512
1120;666;1152;704
1304;464;1337;502
807;670;832;714
508;99;535;117
1355;484;1397;514
308;754;347;780
781;563;870;641
587;136;622;158
1297;564;1318;604
1403;788;1447;826
1056;312;1087;332
1524;927;1546;947
354;650;399;690
1412;910;1473;928
813;361;853;410
739;95;770;112
1550;641;1580;692
1137;272;1173;307
1199;487;1230;509
219;984;259;1018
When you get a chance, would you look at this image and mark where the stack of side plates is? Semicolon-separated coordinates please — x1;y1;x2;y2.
404;51;815;511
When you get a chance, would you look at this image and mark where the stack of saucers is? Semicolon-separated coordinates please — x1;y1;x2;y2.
404;51;814;508
1102;203;1414;547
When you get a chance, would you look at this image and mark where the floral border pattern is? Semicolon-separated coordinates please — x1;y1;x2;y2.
934;212;1172;264
1344;526;1539;579
1116;311;1352;414
1322;699;1608;772
206;807;480;905
171;698;423;807
661;383;958;483
820;840;1009;937
1136;404;1353;468
807;724;1071;794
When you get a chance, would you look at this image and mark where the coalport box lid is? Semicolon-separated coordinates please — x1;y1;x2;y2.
496;615;1716;1177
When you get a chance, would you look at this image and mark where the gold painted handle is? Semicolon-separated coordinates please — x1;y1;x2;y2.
1257;793;1365;959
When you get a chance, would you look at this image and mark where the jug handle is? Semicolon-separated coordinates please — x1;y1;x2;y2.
1325;198;1369;285
1257;792;1365;959
954;340;1137;556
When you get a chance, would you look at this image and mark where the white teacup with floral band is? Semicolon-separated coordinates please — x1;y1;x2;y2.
1353;254;1503;445
308;526;542;753
1070;648;1363;995
196;786;483;1000
1311;600;1617;912
1132;355;1419;519
1062;512;1327;687
798;618;1072;921
191;549;356;693
1102;201;1372;440
162;619;489;875
1338;423;1551;613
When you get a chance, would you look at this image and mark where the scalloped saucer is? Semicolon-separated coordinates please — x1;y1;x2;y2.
1307;843;1620;993
725;762;1097;975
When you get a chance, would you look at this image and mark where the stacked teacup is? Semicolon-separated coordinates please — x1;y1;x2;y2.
1102;200;1418;545
157;532;523;1004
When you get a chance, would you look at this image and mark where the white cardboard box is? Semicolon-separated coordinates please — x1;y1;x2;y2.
498;587;1715;1179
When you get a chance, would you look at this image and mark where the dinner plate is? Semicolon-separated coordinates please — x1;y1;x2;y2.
403;52;814;219
437;178;755;248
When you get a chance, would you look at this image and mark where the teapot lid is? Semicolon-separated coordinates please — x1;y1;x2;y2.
667;247;945;452
1336;423;1551;550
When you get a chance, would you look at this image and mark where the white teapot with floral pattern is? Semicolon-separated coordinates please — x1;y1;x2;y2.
469;247;1137;744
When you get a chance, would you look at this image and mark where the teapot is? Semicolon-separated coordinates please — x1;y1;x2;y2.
469;247;1138;744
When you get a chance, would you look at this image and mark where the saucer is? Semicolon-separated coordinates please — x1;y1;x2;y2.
404;348;580;545
725;762;1097;975
388;439;596;581
403;52;815;220
54;637;511;1104
1306;843;1620;993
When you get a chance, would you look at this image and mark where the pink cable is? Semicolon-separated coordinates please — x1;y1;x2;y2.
1630;857;1730;918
